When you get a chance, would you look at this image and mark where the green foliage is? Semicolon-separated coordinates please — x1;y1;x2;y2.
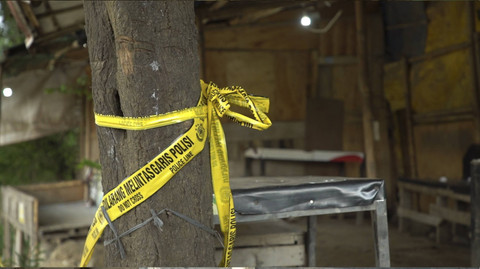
44;75;92;99
0;0;24;59
0;129;79;186
77;158;101;171
0;223;43;267
0;130;78;266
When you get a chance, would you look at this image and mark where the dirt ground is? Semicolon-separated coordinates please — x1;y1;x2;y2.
39;214;470;267
314;215;469;267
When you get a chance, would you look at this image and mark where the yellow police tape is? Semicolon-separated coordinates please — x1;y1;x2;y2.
80;80;271;267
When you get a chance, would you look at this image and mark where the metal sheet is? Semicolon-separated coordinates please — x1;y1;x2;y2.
231;176;384;215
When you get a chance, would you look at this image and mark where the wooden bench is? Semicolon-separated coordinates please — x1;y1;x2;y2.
397;178;470;243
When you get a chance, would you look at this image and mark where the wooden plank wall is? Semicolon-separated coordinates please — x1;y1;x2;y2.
203;8;316;177
384;2;479;182
202;2;395;206
312;3;394;201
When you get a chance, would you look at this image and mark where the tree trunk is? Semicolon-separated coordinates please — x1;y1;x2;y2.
83;1;215;266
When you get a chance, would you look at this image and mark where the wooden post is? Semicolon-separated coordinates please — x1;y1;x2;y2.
3;218;10;263
14;229;22;266
309;50;318;99
471;159;480;266
402;58;417;178
467;1;480;143
398;183;412;232
355;1;377;179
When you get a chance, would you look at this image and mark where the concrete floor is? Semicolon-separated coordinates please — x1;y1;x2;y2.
314;215;470;267
38;214;470;267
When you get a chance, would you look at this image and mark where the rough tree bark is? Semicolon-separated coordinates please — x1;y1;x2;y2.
83;1;215;266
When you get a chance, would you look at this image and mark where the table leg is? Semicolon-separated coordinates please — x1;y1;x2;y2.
245;158;253;176
307;215;317;266
260;160;266;176
371;199;391;267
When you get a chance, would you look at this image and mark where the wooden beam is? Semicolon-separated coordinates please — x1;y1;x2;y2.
6;1;34;47
14;229;23;266
429;204;470;226
355;1;377;178
19;2;41;33
398;182;439;196
43;1;61;31
34;24;84;44
317;56;357;65
467;1;480;143
209;1;228;11
397;207;443;227
413;108;474;125
402;58;417;178
471;159;480;266
3;211;11;262
309;50;318;98
408;42;470;64
200;1;312;24
35;4;84;19
229;7;284;25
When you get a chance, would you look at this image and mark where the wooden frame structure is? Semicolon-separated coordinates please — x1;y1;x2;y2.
1;180;94;266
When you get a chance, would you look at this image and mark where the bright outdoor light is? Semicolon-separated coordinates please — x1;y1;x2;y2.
300;15;312;27
3;87;12;97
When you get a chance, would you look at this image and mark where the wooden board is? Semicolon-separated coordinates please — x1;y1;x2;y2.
429;204;470;226
424;2;468;53
305;97;345;176
204;50;308;121
18;179;86;205
397;207;442;227
305;97;344;151
410;49;473;114
1;186;38;237
204;16;317;51
38;201;96;232
215;245;305;266
414;121;475;181
223;121;304;142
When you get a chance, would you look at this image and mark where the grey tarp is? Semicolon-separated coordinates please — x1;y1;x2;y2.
230;176;384;215
0;61;87;145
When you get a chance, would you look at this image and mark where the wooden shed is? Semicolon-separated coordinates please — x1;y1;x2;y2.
1;0;480;267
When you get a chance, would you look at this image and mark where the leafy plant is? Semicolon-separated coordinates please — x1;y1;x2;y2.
0;0;24;61
44;75;92;99
0;129;79;185
76;159;101;170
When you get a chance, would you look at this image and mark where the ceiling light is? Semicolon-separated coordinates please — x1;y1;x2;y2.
3;87;12;97
300;15;311;27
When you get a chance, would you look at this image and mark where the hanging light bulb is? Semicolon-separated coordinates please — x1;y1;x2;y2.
2;87;12;97
300;15;312;27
